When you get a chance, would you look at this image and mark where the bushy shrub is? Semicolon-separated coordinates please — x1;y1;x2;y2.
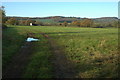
2;24;7;29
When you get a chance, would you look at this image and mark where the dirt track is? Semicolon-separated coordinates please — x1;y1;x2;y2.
3;42;34;78
42;33;77;78
3;33;77;78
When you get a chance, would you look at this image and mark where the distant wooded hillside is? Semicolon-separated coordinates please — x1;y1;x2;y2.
5;16;118;28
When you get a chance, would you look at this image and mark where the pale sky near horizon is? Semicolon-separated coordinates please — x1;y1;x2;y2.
2;2;118;18
1;0;119;2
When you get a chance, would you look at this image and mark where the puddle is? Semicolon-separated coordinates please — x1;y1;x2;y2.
26;37;39;42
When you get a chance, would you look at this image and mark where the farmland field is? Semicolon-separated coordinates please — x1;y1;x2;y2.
3;26;118;78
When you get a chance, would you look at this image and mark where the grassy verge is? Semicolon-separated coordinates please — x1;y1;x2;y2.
2;27;26;68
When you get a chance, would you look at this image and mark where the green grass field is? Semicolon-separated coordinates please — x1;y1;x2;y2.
3;26;118;78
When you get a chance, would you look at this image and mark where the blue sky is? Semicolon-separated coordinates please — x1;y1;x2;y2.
2;0;119;2
3;2;118;18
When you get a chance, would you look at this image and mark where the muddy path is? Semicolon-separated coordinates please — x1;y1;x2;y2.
3;34;35;78
3;32;77;78
41;33;77;78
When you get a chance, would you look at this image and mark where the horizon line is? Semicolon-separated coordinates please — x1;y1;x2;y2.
6;15;118;19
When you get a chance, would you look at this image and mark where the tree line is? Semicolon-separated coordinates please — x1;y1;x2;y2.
4;17;118;28
1;6;118;28
1;6;7;28
5;18;44;26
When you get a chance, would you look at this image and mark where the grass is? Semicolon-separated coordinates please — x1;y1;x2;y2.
23;34;53;78
3;26;54;78
2;27;26;68
49;27;118;78
3;25;118;78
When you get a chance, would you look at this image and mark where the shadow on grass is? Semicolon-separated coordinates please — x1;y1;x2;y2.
44;31;97;34
2;27;26;68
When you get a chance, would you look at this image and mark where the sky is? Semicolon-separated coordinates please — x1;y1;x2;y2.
1;0;119;2
2;2;118;18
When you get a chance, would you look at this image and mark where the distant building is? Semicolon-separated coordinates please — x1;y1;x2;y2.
30;23;38;26
30;23;32;26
